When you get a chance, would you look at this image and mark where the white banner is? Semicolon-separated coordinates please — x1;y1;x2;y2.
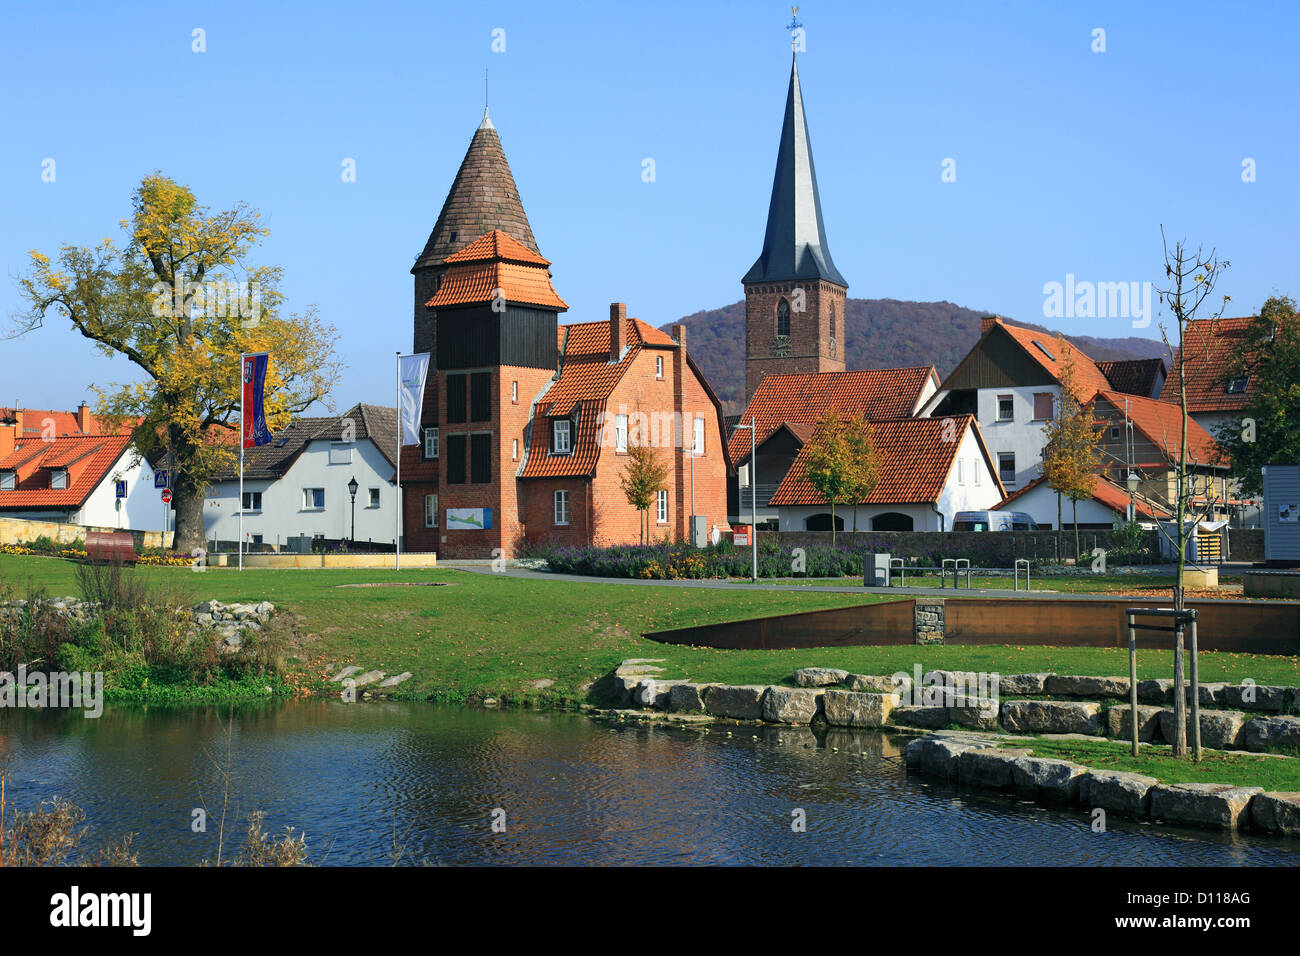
397;353;431;446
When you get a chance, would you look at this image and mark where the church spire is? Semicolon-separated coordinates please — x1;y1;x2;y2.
742;55;846;288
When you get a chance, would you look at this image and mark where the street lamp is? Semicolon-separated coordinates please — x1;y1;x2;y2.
1126;470;1141;523
347;476;359;543
732;420;758;582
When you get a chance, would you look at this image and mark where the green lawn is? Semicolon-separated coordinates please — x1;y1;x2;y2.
3;554;1298;705
1000;735;1300;791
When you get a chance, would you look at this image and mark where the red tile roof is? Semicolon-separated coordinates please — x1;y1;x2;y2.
992;320;1113;401
1094;389;1223;467
769;415;1003;506
1158;317;1256;413
519;319;690;479
728;366;938;463
426;230;568;311
997;473;1172;520
0;433;134;509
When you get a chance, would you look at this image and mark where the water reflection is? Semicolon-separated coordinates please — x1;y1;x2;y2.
0;702;1296;866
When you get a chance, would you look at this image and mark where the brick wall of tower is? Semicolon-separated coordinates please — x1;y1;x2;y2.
744;279;848;401
412;269;441;355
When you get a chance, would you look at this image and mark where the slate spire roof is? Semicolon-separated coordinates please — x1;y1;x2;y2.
743;55;847;288
412;112;540;274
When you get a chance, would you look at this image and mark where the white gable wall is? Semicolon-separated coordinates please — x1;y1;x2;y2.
73;449;165;531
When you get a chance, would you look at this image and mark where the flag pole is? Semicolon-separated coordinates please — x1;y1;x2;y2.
395;351;402;571
239;352;245;572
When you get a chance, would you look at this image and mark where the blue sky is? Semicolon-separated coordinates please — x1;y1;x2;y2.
2;0;1296;411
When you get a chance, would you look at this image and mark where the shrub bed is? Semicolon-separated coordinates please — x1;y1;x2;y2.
541;541;866;580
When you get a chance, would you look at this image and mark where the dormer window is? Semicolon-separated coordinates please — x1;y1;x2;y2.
50;468;68;490
776;298;791;337
1226;376;1249;394
552;419;571;455
0;471;14;491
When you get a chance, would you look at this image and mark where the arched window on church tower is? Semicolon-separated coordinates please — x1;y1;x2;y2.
776;298;790;337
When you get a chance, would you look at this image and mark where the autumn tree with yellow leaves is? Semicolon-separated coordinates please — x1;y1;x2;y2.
11;174;341;550
803;409;881;545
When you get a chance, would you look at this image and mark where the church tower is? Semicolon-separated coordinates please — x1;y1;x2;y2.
412;107;540;355
743;55;848;402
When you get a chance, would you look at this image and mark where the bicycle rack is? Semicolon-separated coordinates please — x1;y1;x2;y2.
889;557;905;587
1014;558;1031;592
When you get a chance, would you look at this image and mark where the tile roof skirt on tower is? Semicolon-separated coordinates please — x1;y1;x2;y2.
742;56;847;288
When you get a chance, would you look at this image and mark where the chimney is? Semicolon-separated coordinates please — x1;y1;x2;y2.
0;422;15;460
76;401;91;434
672;323;687;350
609;303;627;362
981;316;999;336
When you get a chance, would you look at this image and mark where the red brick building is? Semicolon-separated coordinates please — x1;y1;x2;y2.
401;112;730;558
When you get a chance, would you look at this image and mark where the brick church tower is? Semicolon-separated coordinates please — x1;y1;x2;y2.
743;55;848;403
411;108;540;355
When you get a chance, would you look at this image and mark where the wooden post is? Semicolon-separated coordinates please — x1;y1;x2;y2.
1173;620;1187;758
1190;615;1202;761
1128;613;1139;757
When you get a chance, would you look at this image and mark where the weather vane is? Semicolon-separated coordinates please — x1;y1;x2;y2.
788;6;803;53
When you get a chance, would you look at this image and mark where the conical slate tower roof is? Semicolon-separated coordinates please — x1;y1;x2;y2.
412;108;540;273
742;57;847;288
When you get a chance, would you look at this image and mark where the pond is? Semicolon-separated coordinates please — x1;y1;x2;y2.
2;702;1297;866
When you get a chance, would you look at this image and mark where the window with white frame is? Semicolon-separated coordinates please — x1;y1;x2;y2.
512;438;519;460
424;493;438;528
424;426;439;460
997;453;1016;485
957;458;964;485
655;356;664;378
303;487;325;510
996;395;1015;422
693;417;705;456
368;487;380;508
656;489;668;523
511;380;519;403
554;489;569;525
974;460;981;485
242;491;263;511
329;442;352;464
553;419;571;454
615;414;628;452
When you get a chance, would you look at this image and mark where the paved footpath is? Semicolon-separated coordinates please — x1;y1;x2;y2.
440;564;1262;604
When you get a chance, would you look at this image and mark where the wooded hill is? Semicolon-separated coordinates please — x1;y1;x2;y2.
662;298;1169;413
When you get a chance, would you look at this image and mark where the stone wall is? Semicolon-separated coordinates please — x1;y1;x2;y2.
0;515;172;550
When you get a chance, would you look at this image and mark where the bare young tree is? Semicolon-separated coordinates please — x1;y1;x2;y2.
1154;227;1232;613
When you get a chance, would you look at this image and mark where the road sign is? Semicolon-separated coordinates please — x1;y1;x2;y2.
154;470;169;489
161;488;173;504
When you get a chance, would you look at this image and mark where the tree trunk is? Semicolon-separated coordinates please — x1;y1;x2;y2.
1072;498;1080;564
172;487;206;553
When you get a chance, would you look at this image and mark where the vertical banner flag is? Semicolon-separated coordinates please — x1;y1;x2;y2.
242;353;273;449
398;353;431;446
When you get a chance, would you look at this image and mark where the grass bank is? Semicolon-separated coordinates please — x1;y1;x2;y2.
997;735;1300;791
2;554;1297;707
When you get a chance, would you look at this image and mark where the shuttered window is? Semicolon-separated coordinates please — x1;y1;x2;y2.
446;434;467;484
446;374;467;423
470;433;492;484
470;372;491;422
1033;392;1054;421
